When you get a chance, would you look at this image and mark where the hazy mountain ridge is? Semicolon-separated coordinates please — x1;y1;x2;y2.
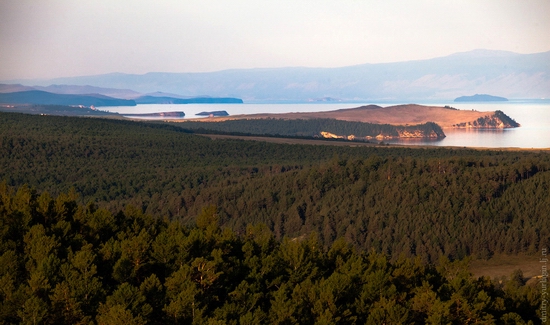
0;83;140;99
0;90;136;107
6;49;549;101
0;87;243;106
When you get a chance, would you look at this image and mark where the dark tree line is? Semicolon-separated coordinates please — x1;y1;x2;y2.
175;118;444;138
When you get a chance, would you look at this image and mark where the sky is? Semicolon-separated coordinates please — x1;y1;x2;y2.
1;0;549;80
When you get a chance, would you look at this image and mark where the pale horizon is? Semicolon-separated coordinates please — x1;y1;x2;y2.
1;0;549;80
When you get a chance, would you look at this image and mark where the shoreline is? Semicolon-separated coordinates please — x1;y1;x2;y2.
200;133;550;151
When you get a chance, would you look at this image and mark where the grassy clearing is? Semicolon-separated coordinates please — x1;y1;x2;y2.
470;254;544;284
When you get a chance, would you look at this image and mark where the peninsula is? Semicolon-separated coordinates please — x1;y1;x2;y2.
188;104;519;128
171;104;519;141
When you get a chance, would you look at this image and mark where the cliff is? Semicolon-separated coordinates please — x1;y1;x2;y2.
320;122;445;140
452;110;519;128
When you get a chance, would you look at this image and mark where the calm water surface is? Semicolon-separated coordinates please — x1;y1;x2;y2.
103;101;550;149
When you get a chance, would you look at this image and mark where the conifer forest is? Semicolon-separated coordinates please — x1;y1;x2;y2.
1;112;548;324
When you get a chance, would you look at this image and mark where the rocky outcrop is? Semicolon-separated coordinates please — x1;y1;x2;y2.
452;111;520;128
320;123;446;141
397;129;443;138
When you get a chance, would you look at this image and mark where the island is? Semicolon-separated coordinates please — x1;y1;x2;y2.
196;110;229;117
454;94;508;102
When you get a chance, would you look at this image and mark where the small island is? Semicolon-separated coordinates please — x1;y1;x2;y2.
454;94;508;102
196;110;229;117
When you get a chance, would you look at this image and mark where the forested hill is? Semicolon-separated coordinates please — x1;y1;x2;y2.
175;118;445;139
1;111;548;323
1;112;549;265
0;90;136;107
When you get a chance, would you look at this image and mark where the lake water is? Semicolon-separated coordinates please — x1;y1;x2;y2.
102;101;550;149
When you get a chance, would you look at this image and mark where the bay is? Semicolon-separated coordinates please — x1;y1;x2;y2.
102;101;550;149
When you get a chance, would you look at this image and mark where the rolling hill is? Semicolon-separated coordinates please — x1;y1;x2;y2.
192;104;520;128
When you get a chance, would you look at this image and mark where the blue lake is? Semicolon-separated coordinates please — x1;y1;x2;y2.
103;101;550;149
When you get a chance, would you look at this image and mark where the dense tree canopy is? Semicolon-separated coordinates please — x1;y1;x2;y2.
1;112;548;323
1;112;549;263
173;118;444;138
0;186;543;324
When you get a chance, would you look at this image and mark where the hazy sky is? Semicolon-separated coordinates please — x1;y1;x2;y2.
1;0;549;80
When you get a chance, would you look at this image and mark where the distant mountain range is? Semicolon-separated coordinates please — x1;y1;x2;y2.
3;49;549;101
0;84;141;99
